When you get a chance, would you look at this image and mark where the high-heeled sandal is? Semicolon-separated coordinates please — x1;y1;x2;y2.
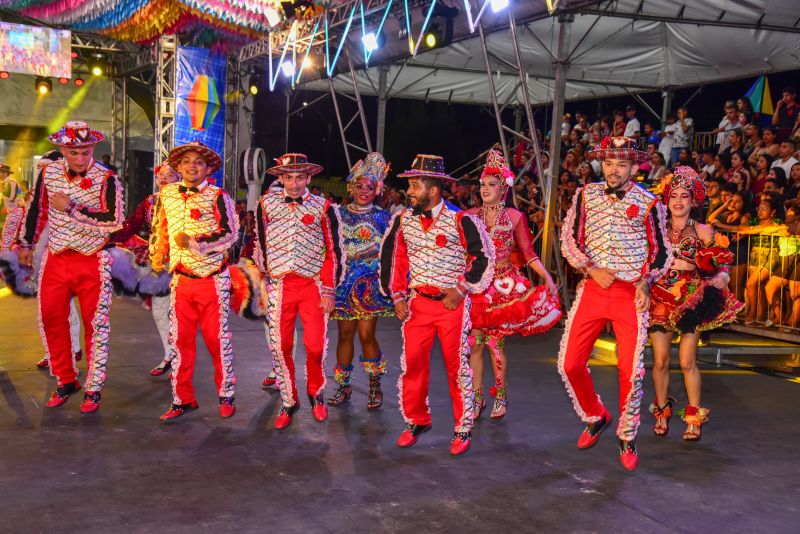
681;406;709;441
649;397;675;436
472;387;486;420
490;384;507;420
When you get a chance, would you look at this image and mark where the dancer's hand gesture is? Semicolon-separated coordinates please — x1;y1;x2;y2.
50;192;70;212
589;267;617;289
634;282;650;312
442;287;464;311
394;300;409;321
19;249;33;267
320;295;335;314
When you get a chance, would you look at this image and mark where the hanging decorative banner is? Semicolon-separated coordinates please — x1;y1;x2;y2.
175;46;226;184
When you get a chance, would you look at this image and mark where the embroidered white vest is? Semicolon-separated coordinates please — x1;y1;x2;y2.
262;191;327;280
42;161;119;255
160;183;229;277
580;182;656;282
402;208;466;290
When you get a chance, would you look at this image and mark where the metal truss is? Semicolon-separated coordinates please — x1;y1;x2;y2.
223;53;241;198
325;47;374;169
154;35;177;170
110;77;129;182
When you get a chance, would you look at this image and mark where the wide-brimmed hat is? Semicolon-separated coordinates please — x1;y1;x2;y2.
397;154;455;182
267;153;323;176
0;163;12;174
588;136;650;164
168;141;223;174
48;121;104;148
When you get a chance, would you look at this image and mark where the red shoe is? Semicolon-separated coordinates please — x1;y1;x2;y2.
36;356;49;369
450;432;472;455
219;397;236;418
262;370;277;388
160;400;199;421
309;394;327;422
577;409;612;450
396;424;431;448
79;391;101;414
618;439;638;471
46;382;81;408
149;360;171;377
274;403;299;429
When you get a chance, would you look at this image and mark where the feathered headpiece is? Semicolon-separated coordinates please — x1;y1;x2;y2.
346;152;390;195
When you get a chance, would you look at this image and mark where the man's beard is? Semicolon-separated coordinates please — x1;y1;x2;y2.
412;190;431;208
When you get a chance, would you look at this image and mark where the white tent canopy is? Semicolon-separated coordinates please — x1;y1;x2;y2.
301;0;800;105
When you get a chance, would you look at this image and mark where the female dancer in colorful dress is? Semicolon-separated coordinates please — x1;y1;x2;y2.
328;153;394;409
467;148;562;419
649;167;743;441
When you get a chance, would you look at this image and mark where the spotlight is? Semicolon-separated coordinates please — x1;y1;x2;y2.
362;31;387;53
280;60;295;78
249;81;259;95
58;77;69;85
301;57;313;69
490;0;510;12
424;23;441;49
74;77;84;87
70;50;78;59
88;54;107;77
35;76;52;95
0;71;8;79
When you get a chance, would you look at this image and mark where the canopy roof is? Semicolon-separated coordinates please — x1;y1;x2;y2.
300;0;800;105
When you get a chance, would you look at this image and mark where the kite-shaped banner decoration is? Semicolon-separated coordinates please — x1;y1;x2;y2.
187;75;221;131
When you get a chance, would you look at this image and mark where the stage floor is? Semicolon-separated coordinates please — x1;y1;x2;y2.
0;295;797;532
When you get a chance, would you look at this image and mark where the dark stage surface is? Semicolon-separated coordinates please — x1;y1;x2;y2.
0;296;797;533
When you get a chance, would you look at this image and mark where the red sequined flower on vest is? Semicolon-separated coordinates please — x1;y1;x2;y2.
190;208;202;220
302;213;315;225
626;204;639;218
435;234;448;247
79;177;93;190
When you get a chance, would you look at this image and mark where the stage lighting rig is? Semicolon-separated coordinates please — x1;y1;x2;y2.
35;76;52;95
88;53;107;77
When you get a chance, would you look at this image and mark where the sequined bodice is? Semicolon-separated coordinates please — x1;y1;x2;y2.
669;219;700;265
338;204;390;262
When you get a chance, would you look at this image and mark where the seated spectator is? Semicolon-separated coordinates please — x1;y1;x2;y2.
712;153;731;180
704;177;726;220
743;123;763;160
763;207;800;328
721;128;745;161
730;166;751;192
751;154;775;196
738;111;752;128
708;190;752;301
576;161;597;185
767;167;787;191
699;147;717;178
643;122;661;145
726;150;751;188
785;162;800;204
741;193;785;324
721;182;737;205
773;87;800;141
563;150;579;177
612;110;626;136
599;116;612;138
646;151;668;184
771;139;799;177
749;125;781;168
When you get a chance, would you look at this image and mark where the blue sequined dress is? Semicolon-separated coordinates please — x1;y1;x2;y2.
332;204;394;321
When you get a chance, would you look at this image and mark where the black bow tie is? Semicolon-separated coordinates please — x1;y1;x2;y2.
412;207;433;218
285;196;304;205
178;185;200;194
67;169;87;178
604;187;626;200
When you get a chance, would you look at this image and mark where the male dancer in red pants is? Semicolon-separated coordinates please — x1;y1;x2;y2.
558;136;671;471
150;141;239;421
253;153;344;429
19;120;124;413
380;154;494;455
